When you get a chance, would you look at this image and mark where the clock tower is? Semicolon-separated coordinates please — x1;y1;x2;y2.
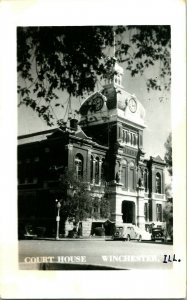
79;59;150;228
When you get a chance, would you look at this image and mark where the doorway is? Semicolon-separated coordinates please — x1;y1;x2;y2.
122;200;135;224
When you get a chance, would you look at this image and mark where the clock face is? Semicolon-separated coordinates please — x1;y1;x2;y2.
91;96;104;112
79;93;104;116
129;98;137;113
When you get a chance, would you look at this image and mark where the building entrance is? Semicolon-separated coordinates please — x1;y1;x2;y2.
122;200;135;224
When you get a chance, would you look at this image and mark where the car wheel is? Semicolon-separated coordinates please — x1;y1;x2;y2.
127;234;130;241
138;235;142;242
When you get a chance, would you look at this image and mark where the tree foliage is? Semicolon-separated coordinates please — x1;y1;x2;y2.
58;169;110;223
17;26;171;125
163;133;173;240
164;132;172;176
163;199;173;240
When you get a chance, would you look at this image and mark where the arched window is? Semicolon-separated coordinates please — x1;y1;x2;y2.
90;156;93;183
75;154;83;180
156;172;161;194
95;157;99;184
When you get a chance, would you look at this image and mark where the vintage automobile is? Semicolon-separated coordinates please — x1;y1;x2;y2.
112;224;151;242
151;227;166;242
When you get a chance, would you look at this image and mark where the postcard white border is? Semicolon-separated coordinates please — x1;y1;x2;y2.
0;0;186;298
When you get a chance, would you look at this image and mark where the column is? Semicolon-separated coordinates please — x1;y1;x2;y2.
92;157;96;185
162;170;165;194
152;199;157;221
136;186;145;230
65;144;73;170
99;158;102;185
87;149;91;183
147;170;149;193
117;124;123;142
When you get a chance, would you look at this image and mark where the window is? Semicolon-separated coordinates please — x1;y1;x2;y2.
130;133;133;145
101;158;105;183
90;156;93;183
95;157;99;184
127;132;130;143
144;203;148;221
129;161;135;191
156;204;162;221
75;154;83;180
133;134;137;146
156;172;161;194
122;130;125;142
121;160;127;189
144;170;148;192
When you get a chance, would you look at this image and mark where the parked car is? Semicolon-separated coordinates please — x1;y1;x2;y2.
151;227;166;242
24;224;37;239
112;225;151;242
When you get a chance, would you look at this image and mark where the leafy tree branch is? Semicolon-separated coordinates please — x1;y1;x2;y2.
17;26;171;125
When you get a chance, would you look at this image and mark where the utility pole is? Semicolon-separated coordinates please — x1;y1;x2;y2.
56;200;61;240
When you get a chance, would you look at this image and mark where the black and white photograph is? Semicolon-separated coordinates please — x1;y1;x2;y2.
0;0;186;299
17;25;173;271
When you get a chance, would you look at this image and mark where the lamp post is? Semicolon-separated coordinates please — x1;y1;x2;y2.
56;200;61;240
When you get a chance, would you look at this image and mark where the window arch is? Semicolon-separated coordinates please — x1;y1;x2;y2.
156;172;161;194
129;161;135;167
75;154;83;180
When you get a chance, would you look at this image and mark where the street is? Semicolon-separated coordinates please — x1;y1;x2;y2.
19;239;174;270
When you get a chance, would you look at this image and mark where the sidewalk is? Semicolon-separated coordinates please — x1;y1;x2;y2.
34;236;113;241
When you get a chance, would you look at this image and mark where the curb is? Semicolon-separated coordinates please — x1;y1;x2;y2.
35;236;112;241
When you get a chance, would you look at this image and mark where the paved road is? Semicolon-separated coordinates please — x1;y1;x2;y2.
19;239;174;270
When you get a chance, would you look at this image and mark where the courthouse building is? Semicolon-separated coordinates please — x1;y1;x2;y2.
18;60;166;236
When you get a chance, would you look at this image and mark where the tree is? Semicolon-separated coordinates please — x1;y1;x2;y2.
163;132;173;240
164;132;172;176
163;199;173;241
58;169;110;227
17;26;171;125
